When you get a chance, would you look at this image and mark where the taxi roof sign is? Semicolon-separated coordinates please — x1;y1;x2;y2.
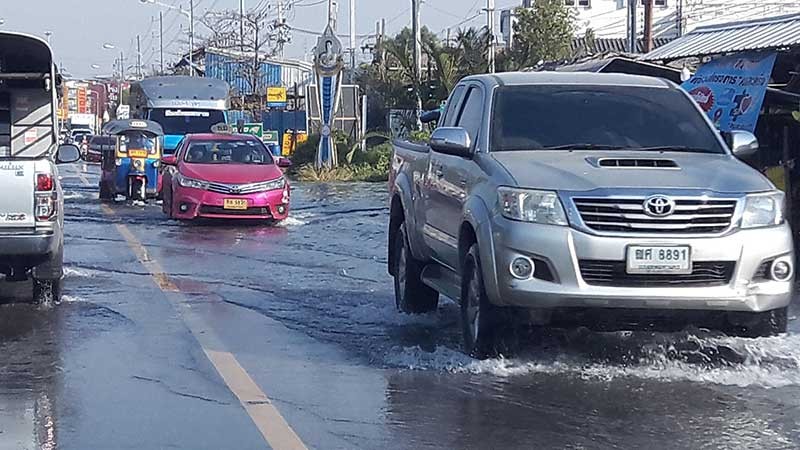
211;122;233;134
130;120;148;128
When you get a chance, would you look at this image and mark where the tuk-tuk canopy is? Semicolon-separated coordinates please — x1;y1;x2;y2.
103;119;164;136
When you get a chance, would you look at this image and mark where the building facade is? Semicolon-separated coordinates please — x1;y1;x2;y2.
501;0;800;44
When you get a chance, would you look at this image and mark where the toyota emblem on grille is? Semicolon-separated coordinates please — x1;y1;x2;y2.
644;195;675;217
230;186;241;194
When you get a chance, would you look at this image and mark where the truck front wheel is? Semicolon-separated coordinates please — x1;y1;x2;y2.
393;224;439;314
461;244;507;358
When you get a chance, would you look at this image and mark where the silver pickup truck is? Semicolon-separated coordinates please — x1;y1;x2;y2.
389;72;794;357
0;32;80;303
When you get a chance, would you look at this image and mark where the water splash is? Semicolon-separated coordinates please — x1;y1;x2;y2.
385;332;800;388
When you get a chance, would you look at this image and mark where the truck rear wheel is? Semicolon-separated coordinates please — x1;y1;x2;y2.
461;244;508;358
393;224;439;314
33;278;62;306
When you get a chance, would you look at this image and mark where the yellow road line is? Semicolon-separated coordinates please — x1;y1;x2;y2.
102;204;307;450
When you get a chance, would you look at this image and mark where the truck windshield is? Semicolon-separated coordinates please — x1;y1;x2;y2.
148;109;226;135
490;85;726;154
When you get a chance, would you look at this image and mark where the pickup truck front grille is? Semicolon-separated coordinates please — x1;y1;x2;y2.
573;197;737;234
579;260;736;287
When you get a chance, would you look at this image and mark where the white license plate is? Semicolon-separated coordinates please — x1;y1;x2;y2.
626;246;692;274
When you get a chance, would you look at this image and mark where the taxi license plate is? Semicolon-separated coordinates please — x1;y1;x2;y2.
129;149;149;158
626;245;691;274
223;199;249;210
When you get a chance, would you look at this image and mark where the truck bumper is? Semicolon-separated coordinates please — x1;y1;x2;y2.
0;229;59;258
486;217;794;313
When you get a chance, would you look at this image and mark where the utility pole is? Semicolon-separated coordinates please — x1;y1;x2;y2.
676;0;684;37
349;0;356;80
240;0;245;53
159;11;164;73
411;0;422;125
276;0;288;58
136;34;142;79
486;0;496;73
189;0;195;76
643;0;654;53
328;0;338;30
627;0;637;53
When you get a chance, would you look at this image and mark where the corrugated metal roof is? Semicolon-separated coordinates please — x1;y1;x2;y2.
572;37;674;55
642;13;800;61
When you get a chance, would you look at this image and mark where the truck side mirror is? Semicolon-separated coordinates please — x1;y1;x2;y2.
430;127;472;158
56;144;81;164
725;130;759;159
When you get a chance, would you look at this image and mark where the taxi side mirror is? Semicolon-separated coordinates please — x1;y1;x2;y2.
162;155;178;165
277;157;292;168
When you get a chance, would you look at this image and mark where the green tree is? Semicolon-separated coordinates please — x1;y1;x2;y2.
505;0;575;70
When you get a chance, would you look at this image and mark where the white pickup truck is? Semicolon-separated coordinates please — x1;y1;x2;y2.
0;32;80;303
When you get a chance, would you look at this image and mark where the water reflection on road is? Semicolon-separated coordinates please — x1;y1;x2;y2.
0;164;798;448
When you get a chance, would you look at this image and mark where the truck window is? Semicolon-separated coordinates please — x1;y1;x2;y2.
441;85;466;127
490;85;725;154
456;87;484;149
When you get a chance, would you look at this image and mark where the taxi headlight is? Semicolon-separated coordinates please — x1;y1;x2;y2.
498;187;568;226
742;192;784;229
177;173;210;190
264;176;286;191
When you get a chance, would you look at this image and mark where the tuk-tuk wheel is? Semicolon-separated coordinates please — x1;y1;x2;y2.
99;182;113;201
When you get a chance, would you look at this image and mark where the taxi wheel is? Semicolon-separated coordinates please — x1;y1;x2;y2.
393;223;439;314
162;189;173;217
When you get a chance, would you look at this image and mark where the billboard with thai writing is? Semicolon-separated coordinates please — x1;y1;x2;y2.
681;52;777;133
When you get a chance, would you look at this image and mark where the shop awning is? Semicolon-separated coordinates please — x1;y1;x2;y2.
641;13;800;62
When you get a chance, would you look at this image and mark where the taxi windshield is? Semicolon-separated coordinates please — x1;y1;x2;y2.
120;132;157;152
183;139;275;165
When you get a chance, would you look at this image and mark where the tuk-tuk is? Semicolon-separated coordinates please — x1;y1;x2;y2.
99;119;164;202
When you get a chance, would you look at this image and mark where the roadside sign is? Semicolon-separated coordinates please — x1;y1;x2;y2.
241;123;263;138
282;131;308;156
267;87;287;108
116;105;130;120
263;130;279;144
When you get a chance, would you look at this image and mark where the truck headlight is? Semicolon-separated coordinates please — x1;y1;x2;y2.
177;173;210;190
498;187;568;226
741;192;784;229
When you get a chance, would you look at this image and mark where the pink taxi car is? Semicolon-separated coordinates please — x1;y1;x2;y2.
161;133;291;222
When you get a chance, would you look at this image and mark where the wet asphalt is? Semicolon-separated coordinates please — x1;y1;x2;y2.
1;163;800;449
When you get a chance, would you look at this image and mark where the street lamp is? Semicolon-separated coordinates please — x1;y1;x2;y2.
91;64;101;70
139;0;195;76
44;31;52;44
0;19;6;26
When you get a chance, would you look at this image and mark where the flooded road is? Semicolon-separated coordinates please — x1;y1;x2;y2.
2;163;800;449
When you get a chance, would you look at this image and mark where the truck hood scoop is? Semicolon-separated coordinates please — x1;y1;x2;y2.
492;150;774;193
591;157;679;169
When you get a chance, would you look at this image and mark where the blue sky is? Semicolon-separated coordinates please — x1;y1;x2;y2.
1;0;523;78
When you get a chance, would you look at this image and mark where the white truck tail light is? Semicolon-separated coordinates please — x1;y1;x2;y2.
35;173;57;221
37;173;54;191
